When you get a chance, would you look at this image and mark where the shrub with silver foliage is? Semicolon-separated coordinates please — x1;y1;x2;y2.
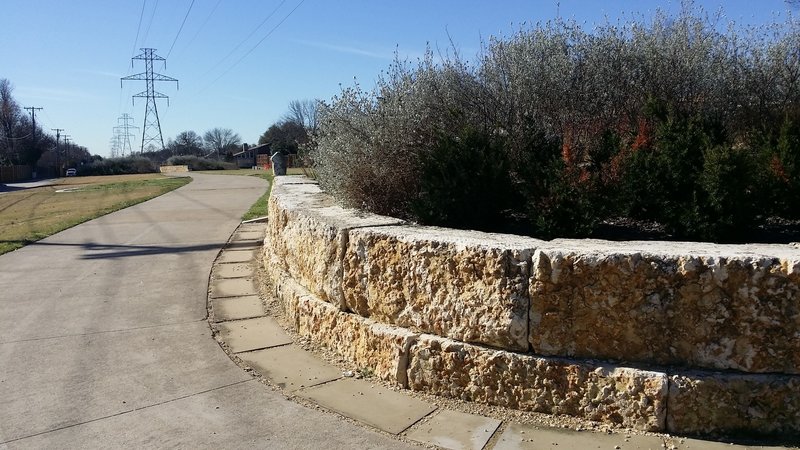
313;4;800;236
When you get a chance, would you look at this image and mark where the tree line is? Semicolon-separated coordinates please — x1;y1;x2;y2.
2;71;319;178
0;79;92;172
146;99;319;165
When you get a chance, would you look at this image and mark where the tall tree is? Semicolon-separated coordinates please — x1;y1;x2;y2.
172;130;204;155
258;120;307;154
283;99;320;134
0;79;21;163
203;127;241;159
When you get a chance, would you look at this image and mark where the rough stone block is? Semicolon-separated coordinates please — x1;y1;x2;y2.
294;295;417;386
667;371;800;437
267;181;401;309
271;266;311;331
343;225;540;351
407;334;668;431
530;240;800;374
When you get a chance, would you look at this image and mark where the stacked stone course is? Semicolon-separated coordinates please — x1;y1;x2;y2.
263;176;800;437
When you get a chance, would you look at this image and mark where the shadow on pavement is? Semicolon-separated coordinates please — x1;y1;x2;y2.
1;240;226;259
0;184;27;193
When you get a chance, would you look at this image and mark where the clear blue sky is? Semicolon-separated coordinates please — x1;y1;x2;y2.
0;0;796;157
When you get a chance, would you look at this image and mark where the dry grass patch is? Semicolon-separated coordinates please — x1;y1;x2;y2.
0;174;190;255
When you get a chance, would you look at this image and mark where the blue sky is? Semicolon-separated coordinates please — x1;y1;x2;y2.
1;0;796;157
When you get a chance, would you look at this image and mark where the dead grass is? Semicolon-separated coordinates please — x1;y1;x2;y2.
0;174;190;255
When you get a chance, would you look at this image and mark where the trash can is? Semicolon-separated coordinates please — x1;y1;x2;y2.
270;151;287;176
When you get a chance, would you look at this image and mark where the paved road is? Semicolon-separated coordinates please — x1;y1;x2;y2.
0;173;412;449
0;178;57;194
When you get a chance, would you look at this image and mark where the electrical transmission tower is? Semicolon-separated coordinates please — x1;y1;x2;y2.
116;113;139;155
110;129;122;158
121;48;178;153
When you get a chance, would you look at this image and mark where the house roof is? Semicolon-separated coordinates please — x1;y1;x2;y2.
232;143;271;158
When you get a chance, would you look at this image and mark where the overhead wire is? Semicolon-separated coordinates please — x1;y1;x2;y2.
41;109;57;130
175;0;223;59
199;0;287;80
166;0;196;59
0;132;33;141
117;0;150;156
122;0;148;116
202;0;306;91
141;0;160;48
131;0;147;56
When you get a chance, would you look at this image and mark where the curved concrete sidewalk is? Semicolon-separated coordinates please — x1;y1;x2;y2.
0;173;412;449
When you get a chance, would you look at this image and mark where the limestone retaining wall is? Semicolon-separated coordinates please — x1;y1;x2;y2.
158;165;189;173
263;176;800;437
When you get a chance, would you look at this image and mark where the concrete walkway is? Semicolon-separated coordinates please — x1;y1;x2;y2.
0;173;412;449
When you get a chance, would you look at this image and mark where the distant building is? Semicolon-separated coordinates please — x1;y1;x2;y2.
233;143;272;169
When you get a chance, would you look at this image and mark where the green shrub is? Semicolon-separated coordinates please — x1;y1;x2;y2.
78;156;158;176
619;112;719;232
164;155;236;171
768;117;800;219
412;128;514;230
695;144;762;241
528;164;603;239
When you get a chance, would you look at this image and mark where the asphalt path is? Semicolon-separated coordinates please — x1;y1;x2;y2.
0;173;411;449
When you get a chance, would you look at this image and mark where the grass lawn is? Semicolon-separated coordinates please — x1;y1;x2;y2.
195;168;307;221
0;174;191;255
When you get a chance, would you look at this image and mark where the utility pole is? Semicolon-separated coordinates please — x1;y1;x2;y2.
121;48;178;153
117;113;139;155
52;128;63;176
24;107;43;143
24;107;43;171
63;135;71;168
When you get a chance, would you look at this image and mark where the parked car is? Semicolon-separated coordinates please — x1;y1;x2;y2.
65;168;77;177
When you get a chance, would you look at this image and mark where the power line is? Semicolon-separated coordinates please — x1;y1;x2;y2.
203;0;305;90
0;132;32;141
200;0;287;80
141;0;160;46
41;109;58;130
132;0;148;57
166;0;196;59
123;0;149;115
176;0;223;59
